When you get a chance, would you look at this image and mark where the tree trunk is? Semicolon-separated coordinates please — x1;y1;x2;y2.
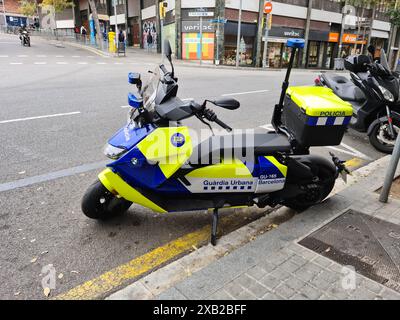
88;0;103;49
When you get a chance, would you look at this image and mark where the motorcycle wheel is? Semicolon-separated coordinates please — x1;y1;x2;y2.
368;118;400;154
284;164;336;212
81;180;132;220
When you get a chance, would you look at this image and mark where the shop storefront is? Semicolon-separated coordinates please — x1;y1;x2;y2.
181;20;215;60
142;18;158;50
223;21;257;66
329;32;367;58
266;27;304;68
306;30;331;68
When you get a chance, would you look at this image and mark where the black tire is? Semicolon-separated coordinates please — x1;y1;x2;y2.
368;117;400;154
81;180;132;220
284;164;336;212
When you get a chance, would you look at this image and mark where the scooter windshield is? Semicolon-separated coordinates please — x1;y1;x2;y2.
142;67;160;112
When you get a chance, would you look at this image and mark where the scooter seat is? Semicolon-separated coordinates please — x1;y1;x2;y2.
322;73;366;102
189;132;291;165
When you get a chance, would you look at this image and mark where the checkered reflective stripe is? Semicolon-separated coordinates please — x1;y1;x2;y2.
306;116;352;126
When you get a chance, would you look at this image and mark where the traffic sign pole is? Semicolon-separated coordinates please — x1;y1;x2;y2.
200;16;203;65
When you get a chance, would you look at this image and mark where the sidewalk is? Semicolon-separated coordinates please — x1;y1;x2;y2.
108;155;400;300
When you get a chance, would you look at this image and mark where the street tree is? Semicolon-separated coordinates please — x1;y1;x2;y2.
19;0;37;18
347;0;379;52
39;0;73;34
87;0;104;49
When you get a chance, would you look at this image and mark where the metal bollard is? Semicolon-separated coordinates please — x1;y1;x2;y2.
379;133;400;203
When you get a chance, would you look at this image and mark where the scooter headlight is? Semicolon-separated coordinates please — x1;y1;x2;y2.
378;85;394;102
103;144;127;160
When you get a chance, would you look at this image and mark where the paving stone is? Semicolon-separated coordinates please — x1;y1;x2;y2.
259;274;282;290
380;288;400;300
156;287;188;300
288;254;309;268
269;268;292;282
245;265;268;281
141;260;187;296
359;279;385;295
299;284;323;300
325;284;351;300
261;292;283;300
279;259;302;273
348;289;380;300
318;270;341;285
269;250;292;266
236;290;257;300
290;293;309;300
224;281;246;299
234;273;269;298
285;277;307;291
294;263;323;283
258;260;278;273
312;255;334;268
309;275;332;291
274;283;296;299
108;281;154;300
207;289;234;300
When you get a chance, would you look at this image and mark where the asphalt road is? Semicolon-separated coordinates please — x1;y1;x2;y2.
0;33;384;299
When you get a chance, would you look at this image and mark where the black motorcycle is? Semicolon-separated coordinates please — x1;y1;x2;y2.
19;30;30;47
315;47;400;153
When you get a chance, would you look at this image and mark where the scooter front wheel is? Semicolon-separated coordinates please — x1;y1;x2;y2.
369;118;400;154
81;180;132;220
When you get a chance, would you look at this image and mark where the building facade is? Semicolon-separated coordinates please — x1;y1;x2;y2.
1;0;395;69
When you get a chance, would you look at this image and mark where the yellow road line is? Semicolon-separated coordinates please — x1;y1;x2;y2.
54;209;261;300
345;157;365;171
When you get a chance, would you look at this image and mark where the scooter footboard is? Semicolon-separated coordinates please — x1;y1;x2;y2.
98;168;167;213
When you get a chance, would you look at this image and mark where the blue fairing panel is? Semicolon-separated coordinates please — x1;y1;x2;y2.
108;124;155;150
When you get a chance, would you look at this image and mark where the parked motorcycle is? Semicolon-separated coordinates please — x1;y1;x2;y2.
19;30;30;47
315;47;400;153
82;39;351;245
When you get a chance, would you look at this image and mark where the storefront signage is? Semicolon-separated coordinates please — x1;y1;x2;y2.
182;21;215;33
269;27;304;38
188;11;214;17
328;32;366;44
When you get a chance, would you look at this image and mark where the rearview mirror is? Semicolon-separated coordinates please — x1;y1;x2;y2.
164;40;172;61
212;98;240;110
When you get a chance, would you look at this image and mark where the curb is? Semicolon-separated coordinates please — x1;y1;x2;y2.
46;39;111;58
106;155;393;300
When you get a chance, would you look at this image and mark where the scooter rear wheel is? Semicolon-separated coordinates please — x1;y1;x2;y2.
81;180;132;220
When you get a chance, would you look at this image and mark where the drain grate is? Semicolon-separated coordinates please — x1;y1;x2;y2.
299;209;400;293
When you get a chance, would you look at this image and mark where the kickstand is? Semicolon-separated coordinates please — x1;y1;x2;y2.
211;208;219;246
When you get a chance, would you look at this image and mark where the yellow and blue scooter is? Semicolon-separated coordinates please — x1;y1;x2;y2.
82;39;351;245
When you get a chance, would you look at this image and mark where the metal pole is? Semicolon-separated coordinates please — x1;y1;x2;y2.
199;16;203;65
216;16;220;65
262;14;269;68
235;0;242;68
2;0;7;29
161;17;164;61
113;0;118;52
379;134;400;203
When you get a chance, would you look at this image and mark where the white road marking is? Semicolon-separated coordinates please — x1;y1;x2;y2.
0;111;81;124
222;89;269;96
77;62;88;65
36;55;47;57
10;62;23;65
114;62;123;65
182;98;194;101
87;56;95;58
260;124;275;131
0;55;9;58
327;143;372;160
34;62;47;65
97;62;107;65
120;105;131;108
55;55;64;58
72;55;80;58
18;55;28;57
56;62;68;64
